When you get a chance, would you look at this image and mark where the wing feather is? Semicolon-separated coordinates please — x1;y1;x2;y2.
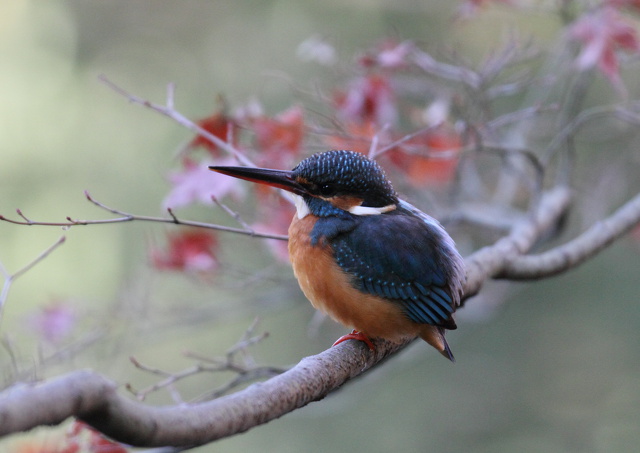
329;210;462;328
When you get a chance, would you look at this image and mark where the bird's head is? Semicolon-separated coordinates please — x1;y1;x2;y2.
210;150;398;218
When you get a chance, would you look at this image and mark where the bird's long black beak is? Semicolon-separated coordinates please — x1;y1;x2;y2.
209;165;306;196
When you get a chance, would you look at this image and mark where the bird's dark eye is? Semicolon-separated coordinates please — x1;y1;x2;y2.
317;184;335;197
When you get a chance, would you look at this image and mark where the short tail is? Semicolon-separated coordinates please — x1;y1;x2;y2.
419;325;455;362
440;332;455;362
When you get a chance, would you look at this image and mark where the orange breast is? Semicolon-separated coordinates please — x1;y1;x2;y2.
288;214;424;342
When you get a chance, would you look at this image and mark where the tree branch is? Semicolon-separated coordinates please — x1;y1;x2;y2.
0;236;66;324
0;339;407;447
0;185;578;447
411;48;482;89
497;191;640;280
0;192;287;242
97;76;254;167
462;185;572;300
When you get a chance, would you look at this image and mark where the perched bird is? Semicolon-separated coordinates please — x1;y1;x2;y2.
210;150;465;360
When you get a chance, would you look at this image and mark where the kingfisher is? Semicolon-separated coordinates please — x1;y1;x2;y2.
210;150;465;361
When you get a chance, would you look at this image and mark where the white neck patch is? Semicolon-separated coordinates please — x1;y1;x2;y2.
290;193;395;218
348;204;396;216
289;193;397;219
292;194;310;219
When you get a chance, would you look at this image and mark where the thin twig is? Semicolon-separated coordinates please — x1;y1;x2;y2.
486;103;558;129
192;365;287;403
0;236;66;324
0;192;288;241
97;75;254;167
543;104;640;166
127;319;285;402
411;49;482;89
128;358;209;403
368;125;439;159
210;196;253;231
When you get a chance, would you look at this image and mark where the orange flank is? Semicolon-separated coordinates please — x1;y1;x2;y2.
288;213;451;358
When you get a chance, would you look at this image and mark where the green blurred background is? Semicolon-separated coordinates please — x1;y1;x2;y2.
1;1;639;452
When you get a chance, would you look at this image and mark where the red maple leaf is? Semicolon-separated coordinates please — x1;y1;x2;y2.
87;434;129;453
252;105;304;168
150;229;219;274
63;421;129;453
188;108;236;157
570;7;640;90
334;73;397;126
388;125;462;188
324;121;381;156
358;39;414;69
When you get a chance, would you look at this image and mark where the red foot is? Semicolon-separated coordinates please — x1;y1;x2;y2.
332;330;375;351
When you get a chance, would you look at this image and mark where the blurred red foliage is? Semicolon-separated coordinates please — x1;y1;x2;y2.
163;157;244;209
388;125;462;188
151;229;219;274
334;73;397;126
188;108;237;157
569;6;640;89
252;105;304;164
9;421;128;453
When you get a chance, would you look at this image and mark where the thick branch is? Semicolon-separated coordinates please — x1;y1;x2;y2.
0;339;407;447
497;191;640;280
462;185;572;300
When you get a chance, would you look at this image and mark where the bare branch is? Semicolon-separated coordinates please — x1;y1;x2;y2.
411;49;482;89
127;357;203;403
486;103;558;129
0;192;288;242
210;196;253;232
127;320;285;403
97;76;254;167
368;125;439;159
0;236;66;324
5;236;66;281
192;363;287;403
498;191;640;280
475;144;546;191
543;105;640;165
462;186;572;300
166;207;179;224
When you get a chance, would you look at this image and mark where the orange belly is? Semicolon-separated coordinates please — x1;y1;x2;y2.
288;214;431;343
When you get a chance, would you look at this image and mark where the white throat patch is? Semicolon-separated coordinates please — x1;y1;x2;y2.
291;194;310;219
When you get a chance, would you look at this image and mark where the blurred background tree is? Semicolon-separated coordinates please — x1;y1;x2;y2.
1;0;640;452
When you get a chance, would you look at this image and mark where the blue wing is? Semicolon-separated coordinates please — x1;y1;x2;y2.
328;208;461;329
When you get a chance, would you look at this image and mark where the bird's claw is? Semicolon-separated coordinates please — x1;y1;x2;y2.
332;330;376;351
